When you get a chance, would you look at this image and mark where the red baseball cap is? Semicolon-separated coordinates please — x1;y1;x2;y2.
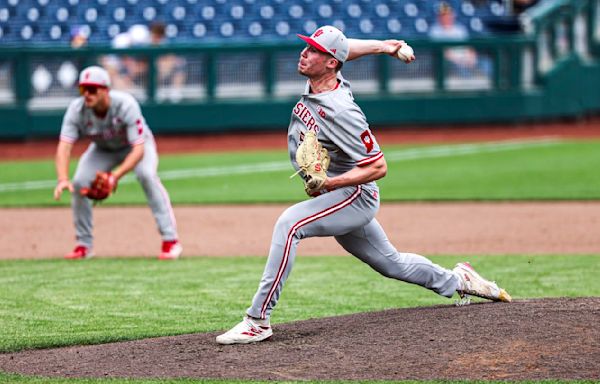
78;66;111;88
297;25;349;63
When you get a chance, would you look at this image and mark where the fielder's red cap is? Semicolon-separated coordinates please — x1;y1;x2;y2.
78;66;111;88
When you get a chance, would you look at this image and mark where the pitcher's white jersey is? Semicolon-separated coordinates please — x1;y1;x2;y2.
288;73;384;190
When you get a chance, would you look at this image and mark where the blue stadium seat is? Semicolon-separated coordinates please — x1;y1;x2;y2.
0;24;13;43
258;4;275;20
413;17;429;35
0;7;12;23
110;6;128;22
385;18;404;35
19;23;38;43
45;4;72;23
346;3;363;19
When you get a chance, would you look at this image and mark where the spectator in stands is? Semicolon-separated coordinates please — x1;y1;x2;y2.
54;26;89;92
101;24;151;91
486;0;540;34
70;26;88;48
428;2;491;78
149;21;186;102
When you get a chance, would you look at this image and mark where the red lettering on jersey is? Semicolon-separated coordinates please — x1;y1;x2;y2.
360;130;374;153
293;102;303;115
301;108;311;124
317;106;326;118
294;102;320;133
314;29;324;38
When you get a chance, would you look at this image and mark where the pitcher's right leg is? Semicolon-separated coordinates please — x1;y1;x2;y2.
335;219;459;298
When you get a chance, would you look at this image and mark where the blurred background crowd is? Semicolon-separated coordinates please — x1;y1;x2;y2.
0;0;537;46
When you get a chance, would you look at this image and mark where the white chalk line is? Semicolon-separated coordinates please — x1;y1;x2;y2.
0;137;561;193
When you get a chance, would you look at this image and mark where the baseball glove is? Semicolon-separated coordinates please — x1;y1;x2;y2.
80;171;117;201
291;131;330;196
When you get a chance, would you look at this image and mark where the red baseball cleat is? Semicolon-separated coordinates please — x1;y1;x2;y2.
159;240;182;260
64;245;93;260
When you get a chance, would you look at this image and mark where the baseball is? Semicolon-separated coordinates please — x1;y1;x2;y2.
397;44;414;62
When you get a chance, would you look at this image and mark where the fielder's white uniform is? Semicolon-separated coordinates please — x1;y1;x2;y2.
247;73;460;320
60;90;178;249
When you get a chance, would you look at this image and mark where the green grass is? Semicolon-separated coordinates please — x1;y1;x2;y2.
1;139;600;206
1;255;598;353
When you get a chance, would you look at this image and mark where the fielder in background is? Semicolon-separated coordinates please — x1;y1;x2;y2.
216;26;512;345
53;66;182;260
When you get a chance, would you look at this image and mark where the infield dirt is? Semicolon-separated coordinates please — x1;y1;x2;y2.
0;298;598;380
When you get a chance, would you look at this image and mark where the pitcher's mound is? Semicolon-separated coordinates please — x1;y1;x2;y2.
1;297;598;381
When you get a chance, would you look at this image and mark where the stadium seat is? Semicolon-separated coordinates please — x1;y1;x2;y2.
0;0;509;45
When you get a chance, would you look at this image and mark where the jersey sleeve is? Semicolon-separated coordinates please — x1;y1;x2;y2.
329;108;383;167
59;100;81;143
120;96;146;146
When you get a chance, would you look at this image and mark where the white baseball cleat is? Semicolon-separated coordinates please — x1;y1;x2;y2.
216;316;273;345
453;262;512;303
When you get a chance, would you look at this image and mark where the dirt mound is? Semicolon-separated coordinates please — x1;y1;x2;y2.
1;297;598;381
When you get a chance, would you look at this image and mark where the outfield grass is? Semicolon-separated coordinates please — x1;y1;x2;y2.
1;139;600;206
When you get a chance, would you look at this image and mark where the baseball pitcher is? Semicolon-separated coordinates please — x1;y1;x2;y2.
217;26;511;345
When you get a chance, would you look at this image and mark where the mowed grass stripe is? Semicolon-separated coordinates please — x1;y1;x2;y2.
0;138;561;193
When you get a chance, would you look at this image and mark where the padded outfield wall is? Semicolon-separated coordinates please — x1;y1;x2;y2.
0;0;598;139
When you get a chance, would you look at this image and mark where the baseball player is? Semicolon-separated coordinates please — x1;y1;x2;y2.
216;26;511;345
53;66;182;260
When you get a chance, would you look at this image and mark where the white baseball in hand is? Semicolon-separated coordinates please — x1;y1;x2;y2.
397;44;414;63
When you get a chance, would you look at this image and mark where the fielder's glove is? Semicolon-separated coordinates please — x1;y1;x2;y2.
291;131;330;196
80;171;117;201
